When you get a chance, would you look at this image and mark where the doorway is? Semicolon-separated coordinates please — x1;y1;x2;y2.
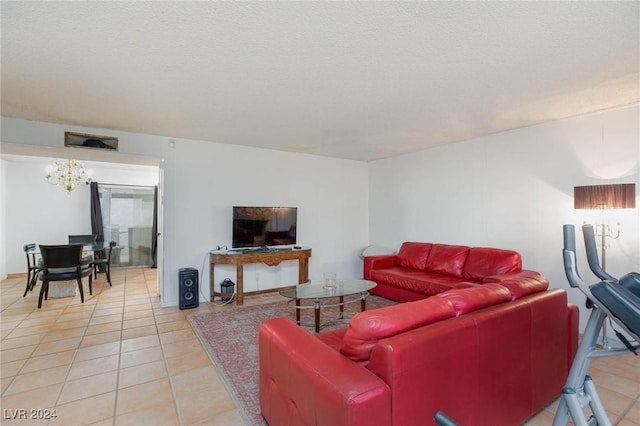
98;184;156;268
0;143;165;300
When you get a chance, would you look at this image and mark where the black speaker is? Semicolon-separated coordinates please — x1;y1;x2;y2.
179;268;199;310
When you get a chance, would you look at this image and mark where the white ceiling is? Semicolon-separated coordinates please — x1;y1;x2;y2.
2;2;639;162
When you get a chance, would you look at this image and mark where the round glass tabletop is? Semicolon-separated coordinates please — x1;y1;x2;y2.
279;279;376;300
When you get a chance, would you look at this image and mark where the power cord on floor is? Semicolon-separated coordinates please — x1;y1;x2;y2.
220;292;235;305
199;252;211;303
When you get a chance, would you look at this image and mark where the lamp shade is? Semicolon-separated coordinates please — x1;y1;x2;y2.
574;183;636;210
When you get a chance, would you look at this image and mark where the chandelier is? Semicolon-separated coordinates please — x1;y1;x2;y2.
45;159;93;193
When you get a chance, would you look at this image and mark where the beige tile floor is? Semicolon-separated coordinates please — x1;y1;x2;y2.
1;268;638;425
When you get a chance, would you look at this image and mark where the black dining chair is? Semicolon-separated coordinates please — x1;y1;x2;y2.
68;234;97;264
37;244;93;309
92;241;117;286
22;243;41;297
68;234;97;244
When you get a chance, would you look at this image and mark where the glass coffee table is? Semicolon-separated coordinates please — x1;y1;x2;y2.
279;279;377;333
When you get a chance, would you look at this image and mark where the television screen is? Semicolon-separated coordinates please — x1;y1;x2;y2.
232;206;297;248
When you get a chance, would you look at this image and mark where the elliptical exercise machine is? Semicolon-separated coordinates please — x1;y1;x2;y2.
582;224;640;348
554;224;640;426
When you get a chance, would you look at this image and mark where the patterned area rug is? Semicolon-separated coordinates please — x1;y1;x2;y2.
188;295;396;425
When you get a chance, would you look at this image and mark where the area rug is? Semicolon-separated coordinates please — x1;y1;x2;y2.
188;295;396;425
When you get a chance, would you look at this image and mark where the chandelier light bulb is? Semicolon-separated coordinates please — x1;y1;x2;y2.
45;159;93;194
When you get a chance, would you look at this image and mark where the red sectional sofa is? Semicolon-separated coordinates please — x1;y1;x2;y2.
364;241;544;302
259;281;579;426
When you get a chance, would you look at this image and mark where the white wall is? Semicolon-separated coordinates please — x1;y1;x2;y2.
1;118;370;306
0;159;6;279
369;104;640;332
158;137;369;303
4;105;636;315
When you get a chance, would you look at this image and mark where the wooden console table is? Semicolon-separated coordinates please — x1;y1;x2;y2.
210;248;311;305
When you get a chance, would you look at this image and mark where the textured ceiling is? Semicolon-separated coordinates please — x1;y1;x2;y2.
2;2;639;162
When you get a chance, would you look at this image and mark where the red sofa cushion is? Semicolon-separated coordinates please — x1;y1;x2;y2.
317;328;348;352
396;242;432;270
461;247;522;281
436;283;512;315
499;277;549;300
340;297;456;362
370;267;472;296
425;244;470;277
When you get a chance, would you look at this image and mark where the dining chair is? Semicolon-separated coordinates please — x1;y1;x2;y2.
68;234;97;264
92;241;117;286
68;234;97;244
22;243;41;297
37;244;93;308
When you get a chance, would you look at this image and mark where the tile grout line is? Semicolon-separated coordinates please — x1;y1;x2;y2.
3;270;636;425
0;288;43;397
4;275;100;424
47;290;90;426
613;391;640;426
107;271;127;426
3;277;95;402
48;277;114;426
150;274;186;426
2;272;140;422
112;269;169;424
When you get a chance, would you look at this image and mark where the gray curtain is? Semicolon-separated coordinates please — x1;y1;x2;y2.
90;182;104;242
90;182;106;268
151;186;158;268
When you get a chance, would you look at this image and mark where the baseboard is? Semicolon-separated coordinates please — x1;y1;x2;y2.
7;273;27;279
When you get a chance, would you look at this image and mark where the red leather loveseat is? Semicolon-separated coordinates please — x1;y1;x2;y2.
259;281;579;426
364;241;543;302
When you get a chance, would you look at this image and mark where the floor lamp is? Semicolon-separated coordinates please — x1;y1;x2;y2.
574;183;636;347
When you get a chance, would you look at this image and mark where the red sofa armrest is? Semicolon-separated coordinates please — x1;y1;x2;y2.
482;270;549;299
363;255;397;280
259;317;391;426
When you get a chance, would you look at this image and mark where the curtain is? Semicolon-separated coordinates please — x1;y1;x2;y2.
90;182;105;242
151;185;158;268
90;182;106;268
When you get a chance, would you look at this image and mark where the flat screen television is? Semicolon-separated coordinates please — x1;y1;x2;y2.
232;206;297;248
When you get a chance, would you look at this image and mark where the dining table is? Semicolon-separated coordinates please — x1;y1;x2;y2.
27;242;110;255
27;242;110;298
